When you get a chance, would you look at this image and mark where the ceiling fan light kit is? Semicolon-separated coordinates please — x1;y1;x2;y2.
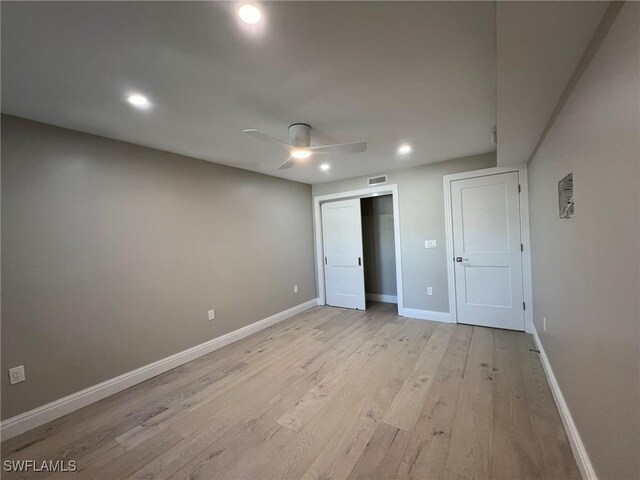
291;149;312;159
243;123;367;170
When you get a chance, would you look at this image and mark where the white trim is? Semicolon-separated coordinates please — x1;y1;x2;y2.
313;184;404;315
400;307;453;323
442;164;534;333
0;298;318;441
518;168;534;334
532;325;598;480
365;293;397;304
443;173;457;325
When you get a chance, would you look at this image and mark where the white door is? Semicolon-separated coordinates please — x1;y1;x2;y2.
451;172;525;331
322;199;366;310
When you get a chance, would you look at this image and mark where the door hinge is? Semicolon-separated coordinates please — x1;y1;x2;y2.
324;256;327;265
518;184;521;193
358;257;362;266
521;243;524;252
523;301;526;310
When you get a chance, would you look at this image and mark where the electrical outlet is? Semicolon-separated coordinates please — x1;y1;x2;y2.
424;240;437;249
294;285;298;293
9;366;25;385
208;309;215;321
427;287;433;296
543;316;547;332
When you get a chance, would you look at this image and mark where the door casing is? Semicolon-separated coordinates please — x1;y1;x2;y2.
443;165;534;333
313;185;404;314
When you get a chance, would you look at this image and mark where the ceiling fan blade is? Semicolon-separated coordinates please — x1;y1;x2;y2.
310;141;367;154
243;129;293;151
278;156;296;170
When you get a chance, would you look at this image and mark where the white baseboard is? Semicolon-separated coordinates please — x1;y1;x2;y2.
0;298;318;441
365;293;398;304
399;307;453;323
532;325;598;480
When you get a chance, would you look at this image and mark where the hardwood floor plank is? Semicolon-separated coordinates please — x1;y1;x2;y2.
0;306;326;463
125;420;229;480
395;324;473;480
516;334;581;480
347;422;411;480
383;324;454;432
442;326;494;480
254;320;428;480
164;334;325;437
45;441;124;480
276;320;411;432
0;305;327;458
490;329;541;480
300;409;378;480
162;316;405;480
1;305;579;480
79;428;182;480
166;313;389;439
299;322;436;480
134;373;315;480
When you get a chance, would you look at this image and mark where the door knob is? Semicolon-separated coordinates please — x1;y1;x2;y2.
455;257;469;262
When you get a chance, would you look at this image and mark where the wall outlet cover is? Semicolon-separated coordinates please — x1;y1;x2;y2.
427;287;433;296
294;285;298;293
9;366;25;385
208;309;215;321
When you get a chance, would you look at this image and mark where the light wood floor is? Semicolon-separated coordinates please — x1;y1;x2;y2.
2;302;580;480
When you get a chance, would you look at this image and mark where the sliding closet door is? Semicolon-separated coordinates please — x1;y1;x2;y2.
321;199;366;310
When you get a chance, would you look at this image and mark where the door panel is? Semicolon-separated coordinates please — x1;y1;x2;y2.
451;172;524;330
322;199;366;310
464;266;512;307
461;182;510;252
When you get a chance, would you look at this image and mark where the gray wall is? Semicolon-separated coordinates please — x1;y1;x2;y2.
361;195;396;297
313;153;496;312
528;3;639;478
1;115;316;420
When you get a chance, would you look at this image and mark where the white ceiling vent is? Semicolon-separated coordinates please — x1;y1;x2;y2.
368;175;387;186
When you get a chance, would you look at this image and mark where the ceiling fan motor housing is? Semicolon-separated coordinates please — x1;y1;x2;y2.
289;123;311;148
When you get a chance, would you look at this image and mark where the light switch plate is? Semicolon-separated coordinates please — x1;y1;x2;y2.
208;309;215;321
424;240;437;249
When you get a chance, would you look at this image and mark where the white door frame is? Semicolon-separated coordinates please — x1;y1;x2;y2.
313;184;404;314
443;164;534;333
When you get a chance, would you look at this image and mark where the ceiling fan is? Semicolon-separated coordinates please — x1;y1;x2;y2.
243;123;367;170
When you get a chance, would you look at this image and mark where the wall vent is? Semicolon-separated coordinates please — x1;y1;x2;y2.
368;175;387;186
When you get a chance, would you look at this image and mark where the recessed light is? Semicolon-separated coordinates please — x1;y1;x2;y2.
238;4;262;24
291;149;312;160
397;144;412;155
320;163;331;172
127;93;150;109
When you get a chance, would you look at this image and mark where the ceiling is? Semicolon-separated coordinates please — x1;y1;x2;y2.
1;1;497;184
496;1;608;165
